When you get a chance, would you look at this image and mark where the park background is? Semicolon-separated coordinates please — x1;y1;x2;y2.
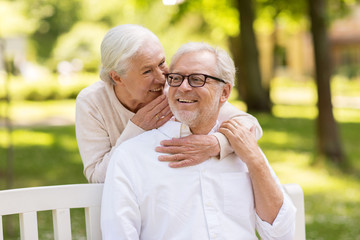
0;0;360;239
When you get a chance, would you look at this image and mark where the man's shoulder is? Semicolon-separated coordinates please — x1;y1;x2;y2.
118;128;164;151
117;121;180;154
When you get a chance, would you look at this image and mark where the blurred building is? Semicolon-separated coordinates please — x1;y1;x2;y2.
329;6;360;78
258;5;360;81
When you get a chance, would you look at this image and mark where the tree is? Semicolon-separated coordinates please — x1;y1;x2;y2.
231;0;271;112
307;0;345;164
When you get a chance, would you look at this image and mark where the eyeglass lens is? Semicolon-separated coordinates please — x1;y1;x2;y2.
167;74;206;87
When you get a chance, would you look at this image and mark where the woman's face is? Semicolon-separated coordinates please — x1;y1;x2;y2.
115;39;168;112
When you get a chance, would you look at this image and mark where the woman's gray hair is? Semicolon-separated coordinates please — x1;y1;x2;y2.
100;24;160;84
169;42;236;87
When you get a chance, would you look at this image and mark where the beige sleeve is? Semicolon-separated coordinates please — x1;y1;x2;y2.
75;95;144;183
116;120;146;146
214;101;263;159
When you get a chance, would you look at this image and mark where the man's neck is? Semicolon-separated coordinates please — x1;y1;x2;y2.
188;116;218;135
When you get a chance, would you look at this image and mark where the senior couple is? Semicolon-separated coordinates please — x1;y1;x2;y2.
76;24;296;239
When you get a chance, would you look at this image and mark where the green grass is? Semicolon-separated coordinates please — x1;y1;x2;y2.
229;77;360;239
255;114;360;240
0;125;87;240
1;77;360;239
1;112;360;239
0;125;87;188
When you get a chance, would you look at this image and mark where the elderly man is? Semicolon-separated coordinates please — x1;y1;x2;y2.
101;42;296;240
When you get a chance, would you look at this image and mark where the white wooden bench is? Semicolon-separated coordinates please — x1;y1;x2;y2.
0;183;305;240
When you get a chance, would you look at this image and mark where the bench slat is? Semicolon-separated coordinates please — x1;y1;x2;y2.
19;212;38;240
85;206;102;240
0;217;3;240
53;209;72;240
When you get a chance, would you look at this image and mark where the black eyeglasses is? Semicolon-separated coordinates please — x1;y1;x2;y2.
164;73;226;88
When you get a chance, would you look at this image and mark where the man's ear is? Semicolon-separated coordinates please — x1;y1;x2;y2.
109;70;122;84
220;83;231;104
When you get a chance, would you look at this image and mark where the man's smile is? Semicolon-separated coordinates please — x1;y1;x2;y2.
177;98;198;103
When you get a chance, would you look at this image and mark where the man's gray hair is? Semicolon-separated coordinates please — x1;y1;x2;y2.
169;42;236;87
100;24;160;84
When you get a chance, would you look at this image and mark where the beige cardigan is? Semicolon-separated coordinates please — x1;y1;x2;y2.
76;81;262;183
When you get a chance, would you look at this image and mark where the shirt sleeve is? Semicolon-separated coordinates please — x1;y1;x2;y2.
255;192;297;240
214;101;263;159
254;149;297;240
75;93;145;183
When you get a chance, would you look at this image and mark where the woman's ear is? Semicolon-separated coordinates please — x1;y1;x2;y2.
109;70;122;84
220;83;231;104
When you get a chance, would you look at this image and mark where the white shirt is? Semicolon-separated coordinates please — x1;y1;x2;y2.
101;121;296;240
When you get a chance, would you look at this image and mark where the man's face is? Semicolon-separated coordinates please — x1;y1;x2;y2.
117;39;168;111
168;51;229;132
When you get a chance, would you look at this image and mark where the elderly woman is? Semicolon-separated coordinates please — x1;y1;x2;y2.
76;24;262;183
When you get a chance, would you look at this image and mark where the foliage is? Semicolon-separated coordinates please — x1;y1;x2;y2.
21;0;82;62
51;22;108;72
0;1;36;36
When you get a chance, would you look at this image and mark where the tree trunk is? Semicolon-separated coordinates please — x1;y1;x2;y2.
233;0;271;112
308;0;345;164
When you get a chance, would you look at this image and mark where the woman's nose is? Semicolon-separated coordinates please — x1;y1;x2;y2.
154;68;166;84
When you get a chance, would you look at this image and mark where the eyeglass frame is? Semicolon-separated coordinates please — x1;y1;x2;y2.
164;73;226;88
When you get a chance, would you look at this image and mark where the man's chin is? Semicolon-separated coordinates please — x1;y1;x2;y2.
173;110;198;126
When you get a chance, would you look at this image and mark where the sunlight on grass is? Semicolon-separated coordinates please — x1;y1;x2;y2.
0;100;75;125
0;129;54;147
271;76;360;124
272;105;360;123
272;105;317;119
58;134;79;153
334;108;360;123
260;130;302;146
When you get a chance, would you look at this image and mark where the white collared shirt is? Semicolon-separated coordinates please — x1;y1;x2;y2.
101;121;296;240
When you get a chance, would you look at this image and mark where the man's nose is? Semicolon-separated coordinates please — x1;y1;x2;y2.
178;77;192;91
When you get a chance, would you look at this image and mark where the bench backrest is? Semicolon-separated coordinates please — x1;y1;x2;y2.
0;184;103;240
283;183;306;240
0;183;305;240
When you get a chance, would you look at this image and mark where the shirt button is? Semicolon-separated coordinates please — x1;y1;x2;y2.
206;201;212;207
211;233;217;239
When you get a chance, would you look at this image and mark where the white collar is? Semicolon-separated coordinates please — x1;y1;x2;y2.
158;119;220;138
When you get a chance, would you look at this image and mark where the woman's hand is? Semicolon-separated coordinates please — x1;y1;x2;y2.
131;95;173;130
156;135;220;168
218;119;262;166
